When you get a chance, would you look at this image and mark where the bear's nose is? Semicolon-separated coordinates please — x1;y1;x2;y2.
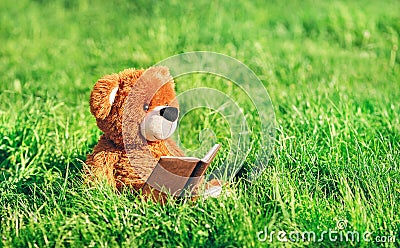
159;107;178;122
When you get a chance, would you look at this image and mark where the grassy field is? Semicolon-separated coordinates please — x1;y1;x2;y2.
1;0;399;247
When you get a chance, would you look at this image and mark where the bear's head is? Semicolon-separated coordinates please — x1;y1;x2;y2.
89;66;179;149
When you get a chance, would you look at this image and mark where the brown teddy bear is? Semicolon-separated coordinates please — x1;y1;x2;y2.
85;66;184;191
85;66;222;199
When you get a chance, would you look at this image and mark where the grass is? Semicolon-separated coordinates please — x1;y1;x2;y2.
0;0;399;247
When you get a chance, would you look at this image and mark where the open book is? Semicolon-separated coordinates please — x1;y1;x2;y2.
141;144;221;200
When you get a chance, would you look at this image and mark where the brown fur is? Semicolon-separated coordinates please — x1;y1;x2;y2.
85;67;184;191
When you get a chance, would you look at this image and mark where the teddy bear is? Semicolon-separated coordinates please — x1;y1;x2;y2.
85;66;222;200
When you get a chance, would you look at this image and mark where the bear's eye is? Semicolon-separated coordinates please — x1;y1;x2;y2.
165;103;169;106
143;103;149;111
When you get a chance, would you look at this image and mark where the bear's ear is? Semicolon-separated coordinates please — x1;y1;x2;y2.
90;74;120;120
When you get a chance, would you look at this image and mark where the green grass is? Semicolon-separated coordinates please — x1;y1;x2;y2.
1;0;399;247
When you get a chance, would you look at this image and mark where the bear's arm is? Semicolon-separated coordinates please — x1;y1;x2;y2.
85;135;121;188
164;138;185;157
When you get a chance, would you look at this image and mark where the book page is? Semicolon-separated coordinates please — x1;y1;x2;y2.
159;156;200;162
201;144;221;163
